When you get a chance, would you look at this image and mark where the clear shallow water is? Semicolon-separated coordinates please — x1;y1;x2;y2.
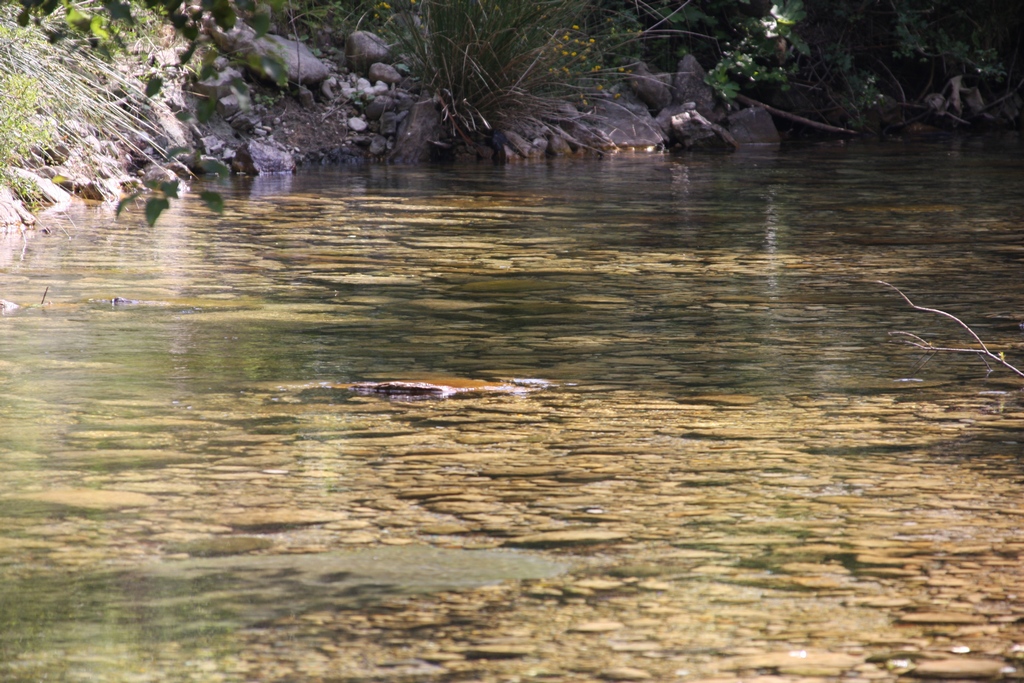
3;139;1024;681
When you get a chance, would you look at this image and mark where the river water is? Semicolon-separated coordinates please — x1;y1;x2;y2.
2;139;1024;682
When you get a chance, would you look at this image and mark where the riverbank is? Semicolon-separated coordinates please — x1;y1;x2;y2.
1;17;1021;234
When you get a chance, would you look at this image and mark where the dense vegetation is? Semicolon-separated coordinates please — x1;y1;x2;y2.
1;0;1022;222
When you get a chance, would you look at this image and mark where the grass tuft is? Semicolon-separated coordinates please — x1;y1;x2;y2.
397;0;595;133
0;11;166;194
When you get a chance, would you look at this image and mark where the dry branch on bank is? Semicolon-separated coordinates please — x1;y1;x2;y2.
878;280;1024;380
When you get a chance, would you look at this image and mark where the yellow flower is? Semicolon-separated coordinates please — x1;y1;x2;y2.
596;84;603;90
572;24;579;29
571;51;576;56
589;38;595;43
614;93;621;99
562;50;568;56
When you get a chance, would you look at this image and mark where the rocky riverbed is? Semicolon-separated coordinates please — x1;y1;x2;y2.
4;381;1024;682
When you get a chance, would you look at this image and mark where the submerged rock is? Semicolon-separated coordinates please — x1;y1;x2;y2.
10;488;160;510
346;378;551;399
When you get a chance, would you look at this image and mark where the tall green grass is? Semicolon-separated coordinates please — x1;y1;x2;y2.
398;0;592;132
0;14;164;188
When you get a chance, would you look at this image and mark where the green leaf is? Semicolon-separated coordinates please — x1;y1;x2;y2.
200;191;225;213
159;180;180;199
200;159;231;178
229;77;251;111
145;76;164;97
196;97;217;123
104;0;133;21
165;146;191;158
89;15;109;40
145;197;170;226
255;55;288;86
251;11;271;38
65;7;90;32
116;192;141;217
209;0;236;29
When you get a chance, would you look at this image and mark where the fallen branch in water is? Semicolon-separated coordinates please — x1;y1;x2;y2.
736;95;859;136
878;280;1024;379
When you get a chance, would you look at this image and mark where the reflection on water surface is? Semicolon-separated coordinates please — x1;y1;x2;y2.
2;140;1024;682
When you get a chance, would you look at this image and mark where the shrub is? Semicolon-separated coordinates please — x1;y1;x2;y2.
397;0;593;133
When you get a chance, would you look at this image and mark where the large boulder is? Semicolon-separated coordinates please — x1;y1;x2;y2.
346;32;391;76
629;63;672;113
586;93;666;149
669;109;737;149
231;140;296;175
205;20;331;86
10;168;72;213
671;55;716;116
0;186;35;233
387;99;443;164
726;106;780;144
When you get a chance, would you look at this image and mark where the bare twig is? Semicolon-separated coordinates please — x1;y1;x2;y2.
40;286;48;305
878;280;1024;379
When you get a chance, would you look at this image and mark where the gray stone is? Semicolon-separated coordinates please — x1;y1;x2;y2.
345;31;391;76
654;102;694;138
368;62;402;85
200;135;226;156
629;62;672;113
669;109;736;149
380;111;399;136
671;54;716;115
10;168;71;212
231;140;296;175
726;106;780;144
321;77;338;100
364;95;395;121
141;163;179;185
229;113;259;133
587;95;666;149
387;98;443;164
297;85;315;108
0;187;35;231
215;93;240;118
545;131;575;156
347;116;369;132
369;135;388;156
503;130;533;157
191;66;244;101
205;19;331;85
